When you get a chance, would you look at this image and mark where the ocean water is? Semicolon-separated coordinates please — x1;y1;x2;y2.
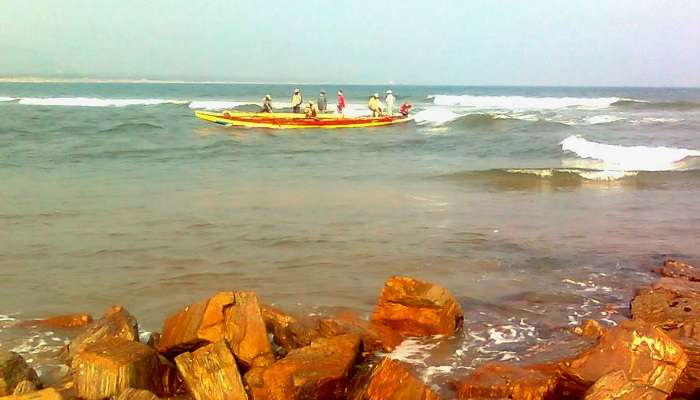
1;83;700;387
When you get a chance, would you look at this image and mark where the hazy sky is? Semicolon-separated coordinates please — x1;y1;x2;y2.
1;0;699;86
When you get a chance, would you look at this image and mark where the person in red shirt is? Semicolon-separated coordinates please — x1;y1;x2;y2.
336;90;346;115
399;102;413;116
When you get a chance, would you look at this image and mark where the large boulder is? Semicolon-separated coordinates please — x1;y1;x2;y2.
66;306;138;359
561;319;688;395
261;305;322;353
658;259;700;282
71;338;163;400
453;362;564;400
0;352;40;396
174;340;248;400
158;292;235;357
223;292;275;369
583;370;667;400
352;357;440;400
249;334;361;400
371;276;463;337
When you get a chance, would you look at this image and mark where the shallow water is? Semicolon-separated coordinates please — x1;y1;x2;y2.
1;83;699;387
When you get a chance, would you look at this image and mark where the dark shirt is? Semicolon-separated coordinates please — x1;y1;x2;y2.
317;95;327;112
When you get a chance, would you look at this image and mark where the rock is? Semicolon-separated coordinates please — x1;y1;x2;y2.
631;278;700;339
572;320;605;340
261;305;321;353
12;380;38;395
371;276;463;337
252;334;361;400
115;388;160;400
0;351;41;396
223;292;275;369
71;338;163;400
658;259;700;282
17;314;93;330
317;313;405;352
174;340;248;400
158;292;235;357
66;305;138;359
0;388;64;400
352;357;440;400
453;362;562;400
670;336;700;398
583;370;667;400
157;354;185;397
561;319;688;395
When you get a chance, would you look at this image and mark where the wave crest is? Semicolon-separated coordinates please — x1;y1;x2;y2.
17;97;186;107
429;95;620;110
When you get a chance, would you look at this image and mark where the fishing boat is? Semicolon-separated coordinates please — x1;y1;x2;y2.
194;111;413;129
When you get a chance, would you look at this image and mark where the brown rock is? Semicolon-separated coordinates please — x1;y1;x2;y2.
71;338;163;400
158;292;235;357
562;319;688;394
317;313;405;352
0;351;41;396
353;357;440;400
1;388;64;400
658;259;700;282
454;362;561;400
371;276;463;337
115;388;160;400
671;336;700;398
223;292;275;369
572;320;605;340
253;334;361;400
631;278;700;339
12;380;38;395
583;370;666;400
174;340;248;400
17;314;93;330
66;305;138;359
260;305;321;352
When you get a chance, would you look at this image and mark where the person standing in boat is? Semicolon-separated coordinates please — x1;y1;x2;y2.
317;90;327;113
368;93;382;117
261;95;273;113
336;90;346;114
291;89;303;113
385;90;396;116
304;101;318;118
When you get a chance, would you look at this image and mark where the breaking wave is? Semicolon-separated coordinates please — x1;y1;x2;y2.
188;101;247;110
414;110;570;131
561;135;700;171
429;95;620;110
0;97;16;102
612;99;700;111
17;97;187;107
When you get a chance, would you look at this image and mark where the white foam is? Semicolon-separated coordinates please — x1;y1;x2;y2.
188;100;246;110
430;95;620;110
562;135;700;171
0;97;16;102
18;97;186;107
585;115;625;125
413;109;461;125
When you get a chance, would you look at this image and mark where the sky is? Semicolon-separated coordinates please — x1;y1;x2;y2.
0;0;699;86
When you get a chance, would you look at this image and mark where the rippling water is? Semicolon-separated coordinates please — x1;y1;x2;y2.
1;83;699;387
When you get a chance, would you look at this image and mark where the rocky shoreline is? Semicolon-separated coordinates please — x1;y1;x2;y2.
1;259;699;400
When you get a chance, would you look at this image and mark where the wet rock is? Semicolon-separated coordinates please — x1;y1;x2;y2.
17;314;93;330
572;320;605;340
115;388;160;400
158;292;235;357
671;336;700;398
223;292;275;369
157;354;185;397
71;337;163;400
453;362;561;400
251;334;361;400
583;370;666;400
0;351;41;396
631;278;700;339
66;305;138;359
317;313;404;352
260;305;321;352
561;319;688;394
174;340;248;400
352;357;440;400
658;259;700;282
1;388;64;400
12;380;38;395
371;276;463;337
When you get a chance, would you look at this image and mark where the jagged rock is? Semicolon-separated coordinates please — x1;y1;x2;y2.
261;305;321;353
174;340;248;400
0;352;40;395
12;380;38;395
1;388;64;400
317;312;405;352
371;276;463;337
223;292;275;369
670;336;700;398
157;354;185;397
353;357;440;400
561;319;688;395
17;314;93;329
66;305;138;359
71;338;162;400
631;278;700;339
158;292;235;357
572;320;605;340
658;259;700;282
115;388;160;400
583;370;667;400
454;362;563;400
250;334;361;400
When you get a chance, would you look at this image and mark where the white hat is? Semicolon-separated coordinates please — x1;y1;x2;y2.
373;93;379;97
386;90;392;94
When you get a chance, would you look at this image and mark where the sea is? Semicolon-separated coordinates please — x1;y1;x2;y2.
1;82;699;389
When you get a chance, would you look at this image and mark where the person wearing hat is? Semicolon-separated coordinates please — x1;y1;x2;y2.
368;93;384;117
261;94;273;113
385;89;396;116
304;100;318;118
336;90;346;114
317;90;327;113
291;89;303;113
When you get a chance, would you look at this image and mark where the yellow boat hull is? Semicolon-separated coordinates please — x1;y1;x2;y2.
195;111;413;129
